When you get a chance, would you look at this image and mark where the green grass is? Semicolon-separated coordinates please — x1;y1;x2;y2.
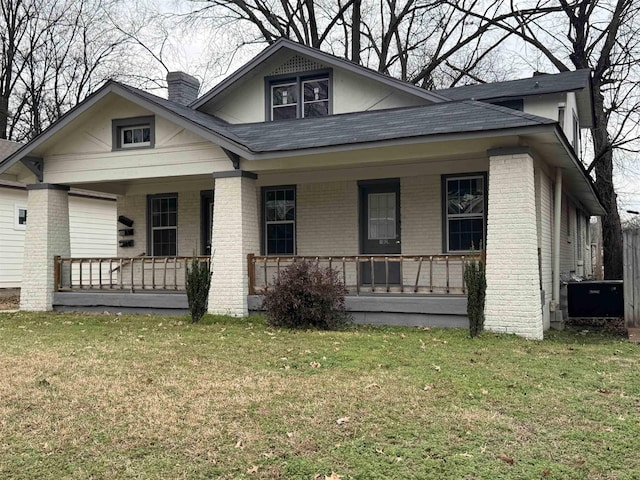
0;312;638;479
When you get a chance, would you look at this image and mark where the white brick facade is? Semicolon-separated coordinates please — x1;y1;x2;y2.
209;174;259;316
536;166;554;330
21;185;71;311
484;151;543;339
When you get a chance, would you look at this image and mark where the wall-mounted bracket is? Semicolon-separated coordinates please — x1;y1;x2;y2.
21;156;43;182
222;148;241;170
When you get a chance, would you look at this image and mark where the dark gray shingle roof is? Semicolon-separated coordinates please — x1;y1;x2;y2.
435;69;591;101
224;100;554;152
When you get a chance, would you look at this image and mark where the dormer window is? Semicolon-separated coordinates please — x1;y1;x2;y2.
268;72;330;120
112;116;155;150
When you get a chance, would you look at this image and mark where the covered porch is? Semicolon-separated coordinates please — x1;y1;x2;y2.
51;252;477;327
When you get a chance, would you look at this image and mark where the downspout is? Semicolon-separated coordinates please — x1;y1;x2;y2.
552;168;562;325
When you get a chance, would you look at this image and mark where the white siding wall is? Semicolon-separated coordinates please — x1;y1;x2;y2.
0;188;27;287
199;53;430;124
41;95;232;185
0;188;116;288
524;92;579;152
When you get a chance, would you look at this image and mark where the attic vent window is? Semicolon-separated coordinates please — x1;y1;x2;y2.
268;72;331;121
112;116;155;151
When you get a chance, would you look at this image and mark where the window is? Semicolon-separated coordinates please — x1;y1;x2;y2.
112;116;155;150
572;113;580;156
558;105;565;129
14;205;27;230
368;192;396;240
148;194;177;256
263;186;295;255
443;174;486;252
268;73;330;120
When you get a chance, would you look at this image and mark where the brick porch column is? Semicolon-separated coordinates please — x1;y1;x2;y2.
21;184;71;311
484;148;543;339
208;171;259;316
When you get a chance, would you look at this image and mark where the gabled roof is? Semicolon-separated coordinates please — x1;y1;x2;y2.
435;69;592;101
191;38;448;110
435;69;594;128
225;100;555;153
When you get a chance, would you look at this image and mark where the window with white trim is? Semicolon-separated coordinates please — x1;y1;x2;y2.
263;186;295;255
148;194;177;256
112;116;155;150
443;175;486;252
269;74;330;120
14;205;27;230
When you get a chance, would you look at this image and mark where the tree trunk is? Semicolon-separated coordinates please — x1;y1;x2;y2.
0;95;8;139
351;0;361;63
592;94;623;280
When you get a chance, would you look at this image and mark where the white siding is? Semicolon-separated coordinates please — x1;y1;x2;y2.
0;187;116;288
0;188;27;287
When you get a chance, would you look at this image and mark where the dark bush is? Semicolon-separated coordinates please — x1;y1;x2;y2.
186;257;212;323
464;259;486;338
262;260;351;330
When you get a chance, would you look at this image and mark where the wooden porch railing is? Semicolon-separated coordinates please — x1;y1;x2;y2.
54;256;210;292
247;253;482;295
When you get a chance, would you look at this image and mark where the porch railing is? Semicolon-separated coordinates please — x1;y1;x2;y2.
248;253;482;295
54;255;210;292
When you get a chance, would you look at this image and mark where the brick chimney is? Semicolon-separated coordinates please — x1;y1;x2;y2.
166;72;200;106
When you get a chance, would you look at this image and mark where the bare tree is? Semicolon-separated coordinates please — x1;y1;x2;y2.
1;0;153;142
182;0;511;87
449;0;640;279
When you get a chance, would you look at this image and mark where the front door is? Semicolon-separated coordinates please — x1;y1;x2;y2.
200;190;214;256
359;180;401;286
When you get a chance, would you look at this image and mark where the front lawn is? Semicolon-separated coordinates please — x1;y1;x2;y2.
0;312;638;479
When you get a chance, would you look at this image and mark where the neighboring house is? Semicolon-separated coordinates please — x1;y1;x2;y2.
0;139;117;288
0;39;603;339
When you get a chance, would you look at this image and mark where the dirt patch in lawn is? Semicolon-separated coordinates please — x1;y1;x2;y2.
0;289;19;310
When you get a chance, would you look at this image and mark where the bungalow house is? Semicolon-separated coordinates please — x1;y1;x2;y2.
0;139;116;288
0;39;603;339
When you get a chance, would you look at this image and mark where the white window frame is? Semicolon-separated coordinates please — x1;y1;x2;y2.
14;204;27;230
120;125;151;148
444;174;486;253
148;194;178;256
268;74;330;121
263;186;296;255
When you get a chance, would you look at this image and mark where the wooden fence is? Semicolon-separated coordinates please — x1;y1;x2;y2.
624;230;640;328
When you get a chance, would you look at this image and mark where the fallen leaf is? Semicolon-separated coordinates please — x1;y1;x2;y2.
246;465;259;474
310;361;321;368
542;470;551;477
598;389;612;395
574;460;585;467
481;389;488;395
314;474;322;480
365;383;381;390
336;417;350;425
500;453;514;465
286;432;294;438
433;365;441;372
423;384;435;391
325;473;342;480
458;453;473;458
399;334;406;338
235;439;244;449
375;448;384;455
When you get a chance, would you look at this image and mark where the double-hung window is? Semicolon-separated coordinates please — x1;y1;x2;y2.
148;194;177;256
263;186;295;255
269;73;330;120
443;174;486;252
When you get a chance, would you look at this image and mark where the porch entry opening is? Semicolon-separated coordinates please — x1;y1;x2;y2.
200;190;214;256
359;179;401;285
